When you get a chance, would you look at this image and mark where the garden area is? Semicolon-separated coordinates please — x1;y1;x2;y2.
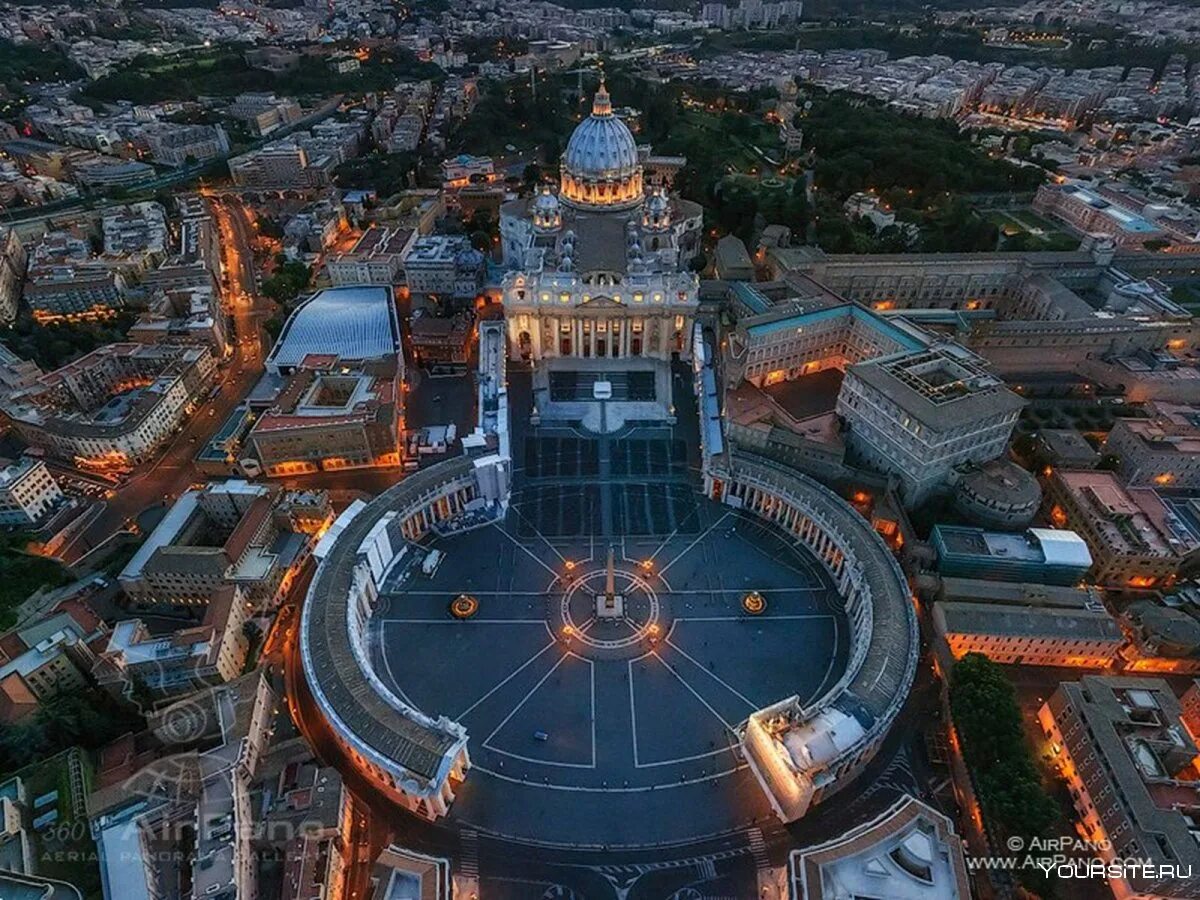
1170;283;1200;316
445;74;583;160
1;311;137;372
985;208;1080;251
80;44;439;106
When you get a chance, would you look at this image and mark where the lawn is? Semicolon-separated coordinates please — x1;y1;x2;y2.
670;108;782;173
987;207;1079;251
1171;283;1200;314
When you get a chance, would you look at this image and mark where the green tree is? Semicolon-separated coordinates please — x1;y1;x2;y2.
950;652;1060;887
260;260;311;303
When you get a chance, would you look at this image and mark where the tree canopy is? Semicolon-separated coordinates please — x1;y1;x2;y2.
950;653;1060;869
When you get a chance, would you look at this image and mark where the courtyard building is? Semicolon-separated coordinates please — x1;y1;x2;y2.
118;480;331;616
1045;469;1200;589
1039;677;1200;900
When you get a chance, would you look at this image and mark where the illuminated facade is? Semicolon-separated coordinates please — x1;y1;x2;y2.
300;457;511;819
933;601;1123;668
707;456;919;823
1103;402;1200;489
499;84;702;426
1044;469;1199;589
1039;677;1200;900
3;343;216;468
558;82;643;211
119;481;331;615
246;355;403;478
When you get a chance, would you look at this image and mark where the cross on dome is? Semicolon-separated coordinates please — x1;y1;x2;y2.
592;77;613;117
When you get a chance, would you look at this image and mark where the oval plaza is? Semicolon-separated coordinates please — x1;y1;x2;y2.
300;85;919;846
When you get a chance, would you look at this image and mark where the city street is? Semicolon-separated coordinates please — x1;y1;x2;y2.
57;195;275;564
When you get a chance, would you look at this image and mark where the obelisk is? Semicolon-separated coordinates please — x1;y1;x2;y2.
596;545;624;618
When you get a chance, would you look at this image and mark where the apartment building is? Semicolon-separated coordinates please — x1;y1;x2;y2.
226;93;303;136
137;122;229;167
265;759;351;900
326;226;414;286
90;673;276;900
0;605;107;724
228;142;329;190
101;202;169;258
143;213;221;294
1104;402;1200;489
1045;469;1200;588
0;458;64;527
129;284;229;354
1039;677;1200;900
93;585;249;701
118;481;331;614
4;343;216;469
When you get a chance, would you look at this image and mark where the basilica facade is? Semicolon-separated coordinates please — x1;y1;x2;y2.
499;82;703;427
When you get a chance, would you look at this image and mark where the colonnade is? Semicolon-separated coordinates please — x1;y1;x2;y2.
506;312;686;362
397;480;478;541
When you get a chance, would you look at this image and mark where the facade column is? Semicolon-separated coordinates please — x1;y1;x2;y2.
505;314;521;359
573;318;582;357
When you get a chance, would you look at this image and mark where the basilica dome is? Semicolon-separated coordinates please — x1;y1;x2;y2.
560;81;643;211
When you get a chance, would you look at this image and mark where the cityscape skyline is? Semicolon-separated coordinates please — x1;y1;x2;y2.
0;1;1199;899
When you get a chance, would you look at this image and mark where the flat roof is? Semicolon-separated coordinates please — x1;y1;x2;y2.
934;525;1092;568
936;601;1122;642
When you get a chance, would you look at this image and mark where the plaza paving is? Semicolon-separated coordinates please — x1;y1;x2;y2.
369;426;850;847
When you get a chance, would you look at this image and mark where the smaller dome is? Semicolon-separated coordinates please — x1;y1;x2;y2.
643;188;672;232
531;185;562;232
533;185;559;214
559;255;574;272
